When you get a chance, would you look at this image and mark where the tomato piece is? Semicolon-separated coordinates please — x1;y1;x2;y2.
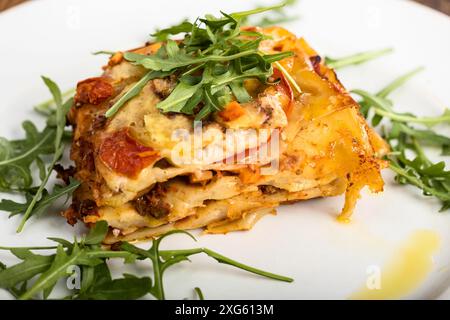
99;129;159;178
272;68;294;115
75;77;114;105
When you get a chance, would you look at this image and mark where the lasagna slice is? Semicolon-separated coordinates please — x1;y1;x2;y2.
65;26;388;244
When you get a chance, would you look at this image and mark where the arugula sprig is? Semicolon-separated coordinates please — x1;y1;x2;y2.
0;77;76;231
241;0;300;27
0;221;138;300
0;178;80;219
351;69;450;211
106;3;295;120
120;230;293;300
0;122;54;192
16;78;73;232
325;48;393;69
0;222;292;300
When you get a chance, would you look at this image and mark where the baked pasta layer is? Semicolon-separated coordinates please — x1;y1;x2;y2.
65;26;388;243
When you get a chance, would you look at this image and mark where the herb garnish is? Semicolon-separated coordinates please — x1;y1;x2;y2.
105;3;295;120
0;178;80;219
325;48;393;69
242;0;300;27
323;50;449;211
0;77;76;231
350;69;450;211
0;221;292;300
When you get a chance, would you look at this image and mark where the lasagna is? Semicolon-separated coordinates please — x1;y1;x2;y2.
65;26;388;244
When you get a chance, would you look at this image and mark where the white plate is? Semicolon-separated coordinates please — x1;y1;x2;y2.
0;0;449;300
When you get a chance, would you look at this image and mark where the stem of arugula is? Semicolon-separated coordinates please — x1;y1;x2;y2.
16;146;64;233
34;88;76;114
326;48;393;69
161;248;294;282
372;108;450;125
0;131;53;167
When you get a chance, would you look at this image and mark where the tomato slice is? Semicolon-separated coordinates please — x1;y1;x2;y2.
75;77;114;105
99;129;159;178
272;68;294;115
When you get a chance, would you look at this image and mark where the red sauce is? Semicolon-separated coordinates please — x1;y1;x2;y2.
99;129;159;178
272;68;294;115
75;77;114;105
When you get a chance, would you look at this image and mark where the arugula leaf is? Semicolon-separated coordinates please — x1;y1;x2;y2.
0;222;137;300
0;225;292;300
16;78;73;233
352;69;450;211
84;220;109;245
154;79;202;113
230;80;251;103
152;21;194;41
0;261;27;298
325;48;393;69
120;230;293;300
92;50;116;56
242;0;300;27
0;122;55;192
105;70;173;118
77;275;152;300
376;67;424;98
352;89;450;127
0;251;54;289
20;244;86;300
34;88;75;116
125;49;265;72
106;4;296;119
0;178;80;218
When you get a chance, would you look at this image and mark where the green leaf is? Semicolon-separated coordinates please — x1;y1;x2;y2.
48;237;73;249
20;244;84;300
79;264;105;295
325;48;393;69
230;2;287;20
241;0;299;27
442;145;450;156
230;80;251;103
376;67;424;98
121;230;292;300
152;21;193;41
105;70;173;118
352;89;450;127
84;221;109;245
114;5;295;120
0;253;54;289
78;276;152;300
0;130;53;169
125;49;260;72
41;76;62;110
92;50;116;56
16;78;74;232
352;68;450;211
1;226;292;300
0;178;80;218
157;81;202;113
34;88;75;116
391;123;450;147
